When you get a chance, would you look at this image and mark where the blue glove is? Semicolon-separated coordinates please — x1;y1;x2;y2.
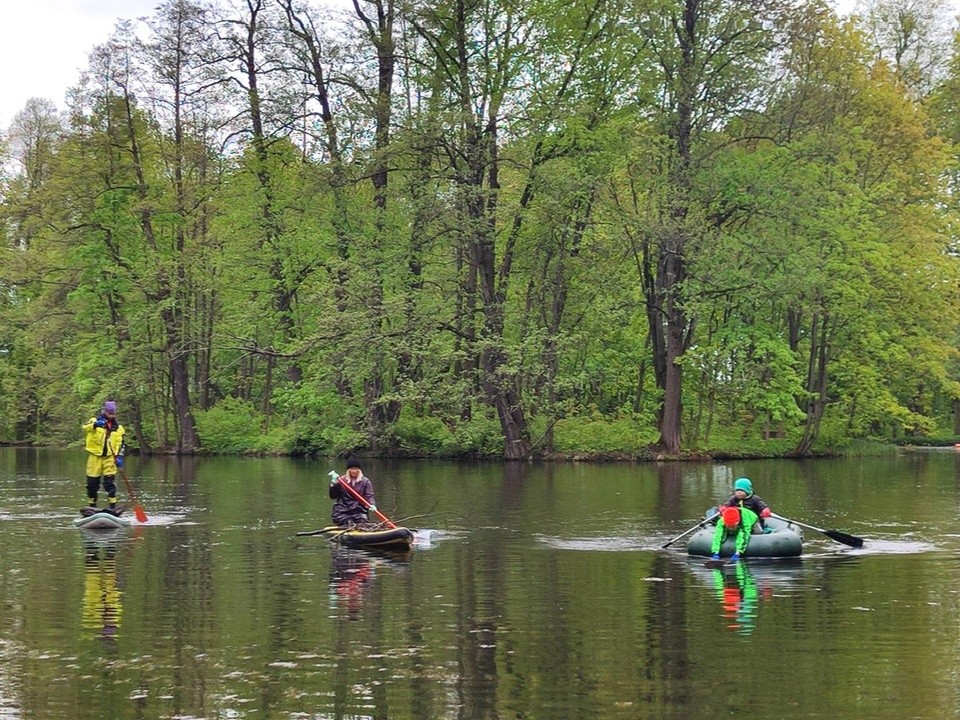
367;505;377;513
729;553;740;564
115;456;124;468
711;553;720;561
94;418;106;428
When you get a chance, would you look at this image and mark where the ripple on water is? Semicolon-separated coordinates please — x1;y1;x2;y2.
535;535;649;551
845;538;939;555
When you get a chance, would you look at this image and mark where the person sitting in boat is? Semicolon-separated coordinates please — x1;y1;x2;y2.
329;456;378;527
719;477;771;533
710;505;758;564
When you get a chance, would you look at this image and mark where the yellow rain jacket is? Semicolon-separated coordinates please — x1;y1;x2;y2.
82;417;125;476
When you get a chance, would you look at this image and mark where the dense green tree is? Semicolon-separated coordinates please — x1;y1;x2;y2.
1;0;959;459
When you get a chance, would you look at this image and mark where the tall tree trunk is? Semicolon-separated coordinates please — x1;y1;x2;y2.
355;0;399;444
794;311;829;456
281;0;355;398
119;78;198;452
452;0;531;458
240;0;303;387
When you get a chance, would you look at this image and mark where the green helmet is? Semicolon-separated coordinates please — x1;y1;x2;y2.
734;477;753;495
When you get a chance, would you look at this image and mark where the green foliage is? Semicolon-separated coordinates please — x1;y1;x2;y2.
194;398;285;454
273;385;365;456
391;414;458;455
0;0;959;461
550;415;659;454
452;415;507;458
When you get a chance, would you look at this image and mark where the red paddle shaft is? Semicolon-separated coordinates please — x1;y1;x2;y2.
105;426;148;522
334;473;396;528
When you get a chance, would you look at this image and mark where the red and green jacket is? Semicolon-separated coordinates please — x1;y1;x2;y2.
711;506;759;555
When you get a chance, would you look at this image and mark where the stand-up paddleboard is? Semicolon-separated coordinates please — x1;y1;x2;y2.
74;506;131;530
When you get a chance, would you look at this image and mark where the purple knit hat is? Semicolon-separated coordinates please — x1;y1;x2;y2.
103;400;117;414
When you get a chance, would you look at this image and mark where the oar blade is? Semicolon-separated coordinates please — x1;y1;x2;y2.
824;528;863;548
134;504;148;523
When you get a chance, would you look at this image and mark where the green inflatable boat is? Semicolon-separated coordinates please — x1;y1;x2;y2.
687;514;803;558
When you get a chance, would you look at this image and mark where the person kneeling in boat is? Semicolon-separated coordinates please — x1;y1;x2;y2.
710;506;758;564
329;456;378;528
719;477;772;533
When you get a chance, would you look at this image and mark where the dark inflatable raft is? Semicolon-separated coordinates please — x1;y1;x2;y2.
311;525;414;550
687;514;803;558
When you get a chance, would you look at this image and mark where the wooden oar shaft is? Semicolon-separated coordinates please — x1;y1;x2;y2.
771;513;825;533
116;465;148;523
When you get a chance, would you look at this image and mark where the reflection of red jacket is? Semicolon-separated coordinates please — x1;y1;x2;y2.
329;475;376;525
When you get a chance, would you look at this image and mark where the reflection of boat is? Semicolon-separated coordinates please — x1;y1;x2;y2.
79;527;129;548
328;546;410;620
313;525;414;550
74;507;130;530
685;558;803;636
687;515;803;558
686;555;804;586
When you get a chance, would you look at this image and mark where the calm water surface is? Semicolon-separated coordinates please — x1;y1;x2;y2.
1;448;959;719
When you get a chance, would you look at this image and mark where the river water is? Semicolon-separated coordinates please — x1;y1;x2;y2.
1;448;958;719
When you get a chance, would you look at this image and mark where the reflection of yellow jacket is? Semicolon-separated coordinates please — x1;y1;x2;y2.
82;559;122;637
82;418;125;457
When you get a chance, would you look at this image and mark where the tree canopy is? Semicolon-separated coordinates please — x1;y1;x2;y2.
1;0;958;459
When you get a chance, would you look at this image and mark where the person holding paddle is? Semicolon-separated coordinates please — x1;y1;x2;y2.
329;456;378;527
82;400;126;515
719;477;772;533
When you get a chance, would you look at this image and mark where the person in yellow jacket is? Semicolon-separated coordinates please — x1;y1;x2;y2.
82;400;126;514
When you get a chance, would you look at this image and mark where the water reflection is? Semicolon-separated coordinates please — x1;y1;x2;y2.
688;559;804;636
328;547;411;621
80;531;125;642
9;450;960;720
711;563;764;635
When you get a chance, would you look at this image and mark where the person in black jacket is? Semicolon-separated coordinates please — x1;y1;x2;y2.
719;477;772;533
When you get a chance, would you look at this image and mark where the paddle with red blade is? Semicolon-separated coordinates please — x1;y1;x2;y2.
112;451;148;523
104;422;148;523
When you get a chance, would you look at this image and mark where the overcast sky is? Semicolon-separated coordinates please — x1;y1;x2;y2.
0;0;935;132
1;0;160;128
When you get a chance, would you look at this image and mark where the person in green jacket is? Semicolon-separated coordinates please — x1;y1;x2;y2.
710;505;759;563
